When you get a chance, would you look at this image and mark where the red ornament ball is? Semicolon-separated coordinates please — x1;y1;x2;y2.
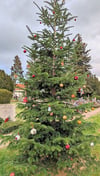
87;74;89;77
10;173;15;176
23;50;26;53
74;18;76;21
74;76;78;80
53;11;55;14
60;46;63;49
34;34;37;37
4;117;9;123
40;21;42;24
32;74;35;78
23;97;28;103
73;39;75;41
65;144;70;150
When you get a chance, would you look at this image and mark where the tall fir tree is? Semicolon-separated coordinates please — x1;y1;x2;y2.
11;55;24;84
6;1;98;175
73;34;91;74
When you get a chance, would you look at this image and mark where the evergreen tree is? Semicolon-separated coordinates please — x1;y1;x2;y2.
6;1;98;175
0;70;14;92
87;74;100;97
11;55;24;84
73;34;91;74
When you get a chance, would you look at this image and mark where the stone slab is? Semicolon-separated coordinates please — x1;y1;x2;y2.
0;104;16;121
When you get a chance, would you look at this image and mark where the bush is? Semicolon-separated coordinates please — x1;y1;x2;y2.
0;70;14;92
0;89;13;104
95;95;100;100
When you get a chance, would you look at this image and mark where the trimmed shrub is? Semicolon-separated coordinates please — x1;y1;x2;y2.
0;89;13;104
0;70;14;92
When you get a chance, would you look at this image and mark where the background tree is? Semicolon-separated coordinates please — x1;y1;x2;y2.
0;70;14;92
5;1;98;175
11;55;24;84
73;34;91;74
87;74;100;98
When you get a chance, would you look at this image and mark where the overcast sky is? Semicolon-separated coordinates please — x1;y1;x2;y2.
0;0;100;78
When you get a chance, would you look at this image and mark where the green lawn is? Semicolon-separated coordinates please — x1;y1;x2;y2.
0;113;100;176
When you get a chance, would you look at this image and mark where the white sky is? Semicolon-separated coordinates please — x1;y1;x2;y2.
0;0;100;77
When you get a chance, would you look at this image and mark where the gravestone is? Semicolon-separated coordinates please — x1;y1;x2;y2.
0;104;16;121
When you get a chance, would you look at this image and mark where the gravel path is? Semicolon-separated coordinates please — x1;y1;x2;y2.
83;107;100;119
0;104;16;121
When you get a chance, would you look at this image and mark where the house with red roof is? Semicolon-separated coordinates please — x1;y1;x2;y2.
13;84;25;101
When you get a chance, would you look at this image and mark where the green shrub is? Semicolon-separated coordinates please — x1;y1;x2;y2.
0;117;4;125
95;95;100;100
0;89;13;104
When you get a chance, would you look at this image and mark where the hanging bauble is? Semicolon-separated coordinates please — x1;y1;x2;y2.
60;83;63;88
48;105;51;112
23;49;26;53
73;39;75;41
74;76;78;80
32;74;35;78
30;128;37;135
53;11;55;14
34;34;37;38
91;107;94;110
90;142;94;147
23;97;28;103
74;18;76;21
79;88;84;95
65;144;70;150
60;46;63;49
77;120;81;124
61;61;64;66
4;117;9;123
50;112;53;116
71;94;75;98
10;173;15;176
83;85;86;88
27;64;30;68
63;115;67;120
40;21;42;24
15;134;20;140
87;74;89;77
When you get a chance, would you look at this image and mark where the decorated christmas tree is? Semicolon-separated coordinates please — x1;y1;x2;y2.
5;0;98;175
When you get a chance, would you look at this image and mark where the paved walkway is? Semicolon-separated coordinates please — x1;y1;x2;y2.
0;104;16;121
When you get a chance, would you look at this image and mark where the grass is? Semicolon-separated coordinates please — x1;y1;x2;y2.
0;108;100;176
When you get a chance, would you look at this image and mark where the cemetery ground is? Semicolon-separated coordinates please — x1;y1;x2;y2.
0;102;100;176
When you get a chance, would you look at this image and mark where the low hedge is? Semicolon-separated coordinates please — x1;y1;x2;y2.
0;89;12;104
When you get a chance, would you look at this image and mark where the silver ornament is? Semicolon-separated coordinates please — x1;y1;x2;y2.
90;142;94;146
30;128;37;135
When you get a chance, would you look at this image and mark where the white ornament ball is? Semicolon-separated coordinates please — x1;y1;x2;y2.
15;134;20;140
90;142;94;146
30;128;37;135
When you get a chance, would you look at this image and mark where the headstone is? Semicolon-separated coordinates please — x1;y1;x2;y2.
0;104;16;121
